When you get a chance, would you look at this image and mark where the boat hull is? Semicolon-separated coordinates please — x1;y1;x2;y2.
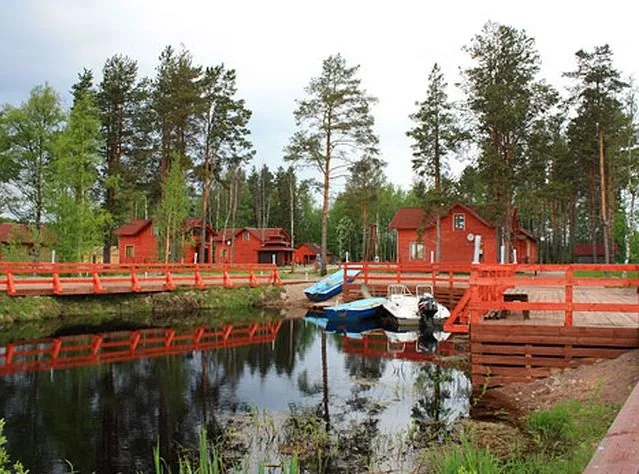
323;297;386;323
304;269;360;302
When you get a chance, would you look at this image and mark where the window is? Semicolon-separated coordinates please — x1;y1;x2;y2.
125;245;135;258
243;231;250;241
409;242;425;260
453;213;466;230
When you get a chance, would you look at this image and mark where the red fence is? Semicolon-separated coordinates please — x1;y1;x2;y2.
0;262;283;296
342;262;471;290
445;263;639;333
0;321;283;376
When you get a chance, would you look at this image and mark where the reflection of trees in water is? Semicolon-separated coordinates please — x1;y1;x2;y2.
344;353;386;389
411;364;471;444
0;319;324;472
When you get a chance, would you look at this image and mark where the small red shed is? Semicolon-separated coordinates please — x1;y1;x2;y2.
114;220;157;264
214;227;294;265
388;203;538;264
295;243;321;265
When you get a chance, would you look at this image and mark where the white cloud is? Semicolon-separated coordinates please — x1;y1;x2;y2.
2;0;638;190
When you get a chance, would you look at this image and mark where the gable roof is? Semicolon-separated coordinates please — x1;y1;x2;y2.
114;220;153;237
213;227;291;243
388;203;493;230
297;242;321;254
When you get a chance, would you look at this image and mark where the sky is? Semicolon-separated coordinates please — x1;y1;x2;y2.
2;0;638;192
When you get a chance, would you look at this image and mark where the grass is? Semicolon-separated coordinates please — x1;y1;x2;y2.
0;286;282;324
429;398;619;474
573;270;639;278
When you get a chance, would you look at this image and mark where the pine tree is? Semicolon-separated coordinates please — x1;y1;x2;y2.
463;22;556;262
285;54;379;274
98;54;145;261
407;63;467;261
564;45;628;263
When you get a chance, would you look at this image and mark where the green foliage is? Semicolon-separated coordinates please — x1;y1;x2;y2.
156;154;190;262
1;84;64;257
48;93;106;262
526;405;575;454
431;437;502;474
285;53;378;273
0;419;28;474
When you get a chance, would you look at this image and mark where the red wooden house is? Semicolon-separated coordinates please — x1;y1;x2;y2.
214;227;294;265
114;218;215;264
388;203;538;264
294;243;335;265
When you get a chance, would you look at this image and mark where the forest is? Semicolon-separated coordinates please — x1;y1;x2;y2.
0;21;638;266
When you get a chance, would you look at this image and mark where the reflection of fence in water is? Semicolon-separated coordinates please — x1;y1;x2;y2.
0;321;283;376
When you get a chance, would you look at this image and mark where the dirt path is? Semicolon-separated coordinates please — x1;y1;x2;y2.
476;350;639;421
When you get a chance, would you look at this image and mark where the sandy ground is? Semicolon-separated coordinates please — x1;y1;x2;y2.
474;349;639;422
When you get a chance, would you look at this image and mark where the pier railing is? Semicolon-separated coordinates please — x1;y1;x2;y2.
0;262;283;296
342;261;471;290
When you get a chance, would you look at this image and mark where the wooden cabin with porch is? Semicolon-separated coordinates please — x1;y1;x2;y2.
388;203;538;264
114;218;215;264
214;227;294;265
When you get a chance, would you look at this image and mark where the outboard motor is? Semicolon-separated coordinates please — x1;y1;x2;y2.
418;295;439;353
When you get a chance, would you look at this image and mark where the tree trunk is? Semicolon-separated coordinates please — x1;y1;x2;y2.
320;128;331;275
199;139;211;264
625;190;636;265
164;214;171;264
599;123;610;264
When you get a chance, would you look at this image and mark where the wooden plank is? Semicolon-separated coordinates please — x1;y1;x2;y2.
470;343;628;359
471;333;639;347
472;355;580;368
471;365;551;377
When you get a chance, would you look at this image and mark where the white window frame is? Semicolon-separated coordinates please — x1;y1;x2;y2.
453;213;466;231
125;244;135;258
409;242;425;261
243;231;250;241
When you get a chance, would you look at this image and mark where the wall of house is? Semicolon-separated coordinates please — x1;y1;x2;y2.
397;209;498;264
118;226;157;264
215;230;262;264
294;246;316;265
514;239;538;264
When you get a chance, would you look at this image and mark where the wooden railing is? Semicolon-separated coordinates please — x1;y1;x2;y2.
342;261;471;289
0;321;283;375
0;262;283;296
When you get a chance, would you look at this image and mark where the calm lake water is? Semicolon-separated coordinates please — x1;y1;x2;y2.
0;311;471;473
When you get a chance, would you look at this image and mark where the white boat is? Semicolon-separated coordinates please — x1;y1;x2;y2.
381;284;450;322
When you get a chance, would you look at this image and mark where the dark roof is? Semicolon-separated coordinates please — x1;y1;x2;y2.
114;220;152;237
297;242;321;254
214;227;291;243
388;208;429;230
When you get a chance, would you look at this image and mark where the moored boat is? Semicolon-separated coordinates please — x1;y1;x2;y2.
323;297;386;323
304;268;361;302
381;284;450;323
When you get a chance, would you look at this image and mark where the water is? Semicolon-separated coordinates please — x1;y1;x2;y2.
0;311;471;473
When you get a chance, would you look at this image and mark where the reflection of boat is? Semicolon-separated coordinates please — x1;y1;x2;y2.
323;297;386;322
304;314;380;339
382;285;450;323
304;269;361;302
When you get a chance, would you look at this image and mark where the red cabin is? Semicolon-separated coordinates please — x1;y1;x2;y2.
114;220;157;264
295;243;321;265
388;203;538;264
214;227;294;265
114;218;215;264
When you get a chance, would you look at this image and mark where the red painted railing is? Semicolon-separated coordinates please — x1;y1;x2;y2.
0;321;283;376
0;262;283;296
342;261;471;290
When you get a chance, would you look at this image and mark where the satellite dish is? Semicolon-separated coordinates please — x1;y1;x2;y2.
466;233;475;242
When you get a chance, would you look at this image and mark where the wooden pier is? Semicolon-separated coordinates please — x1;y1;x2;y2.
342;262;639;386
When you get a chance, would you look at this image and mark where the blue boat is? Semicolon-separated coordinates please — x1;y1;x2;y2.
304;314;380;339
323;297;386;323
304;269;361;302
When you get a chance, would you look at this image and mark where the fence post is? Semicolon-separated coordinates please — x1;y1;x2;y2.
565;266;574;327
52;270;63;295
6;271;16;296
130;266;141;292
271;266;283;286
249;268;259;288
194;264;206;289
395;263;400;284
164;266;176;291
223;265;234;288
469;266;481;324
92;271;105;294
